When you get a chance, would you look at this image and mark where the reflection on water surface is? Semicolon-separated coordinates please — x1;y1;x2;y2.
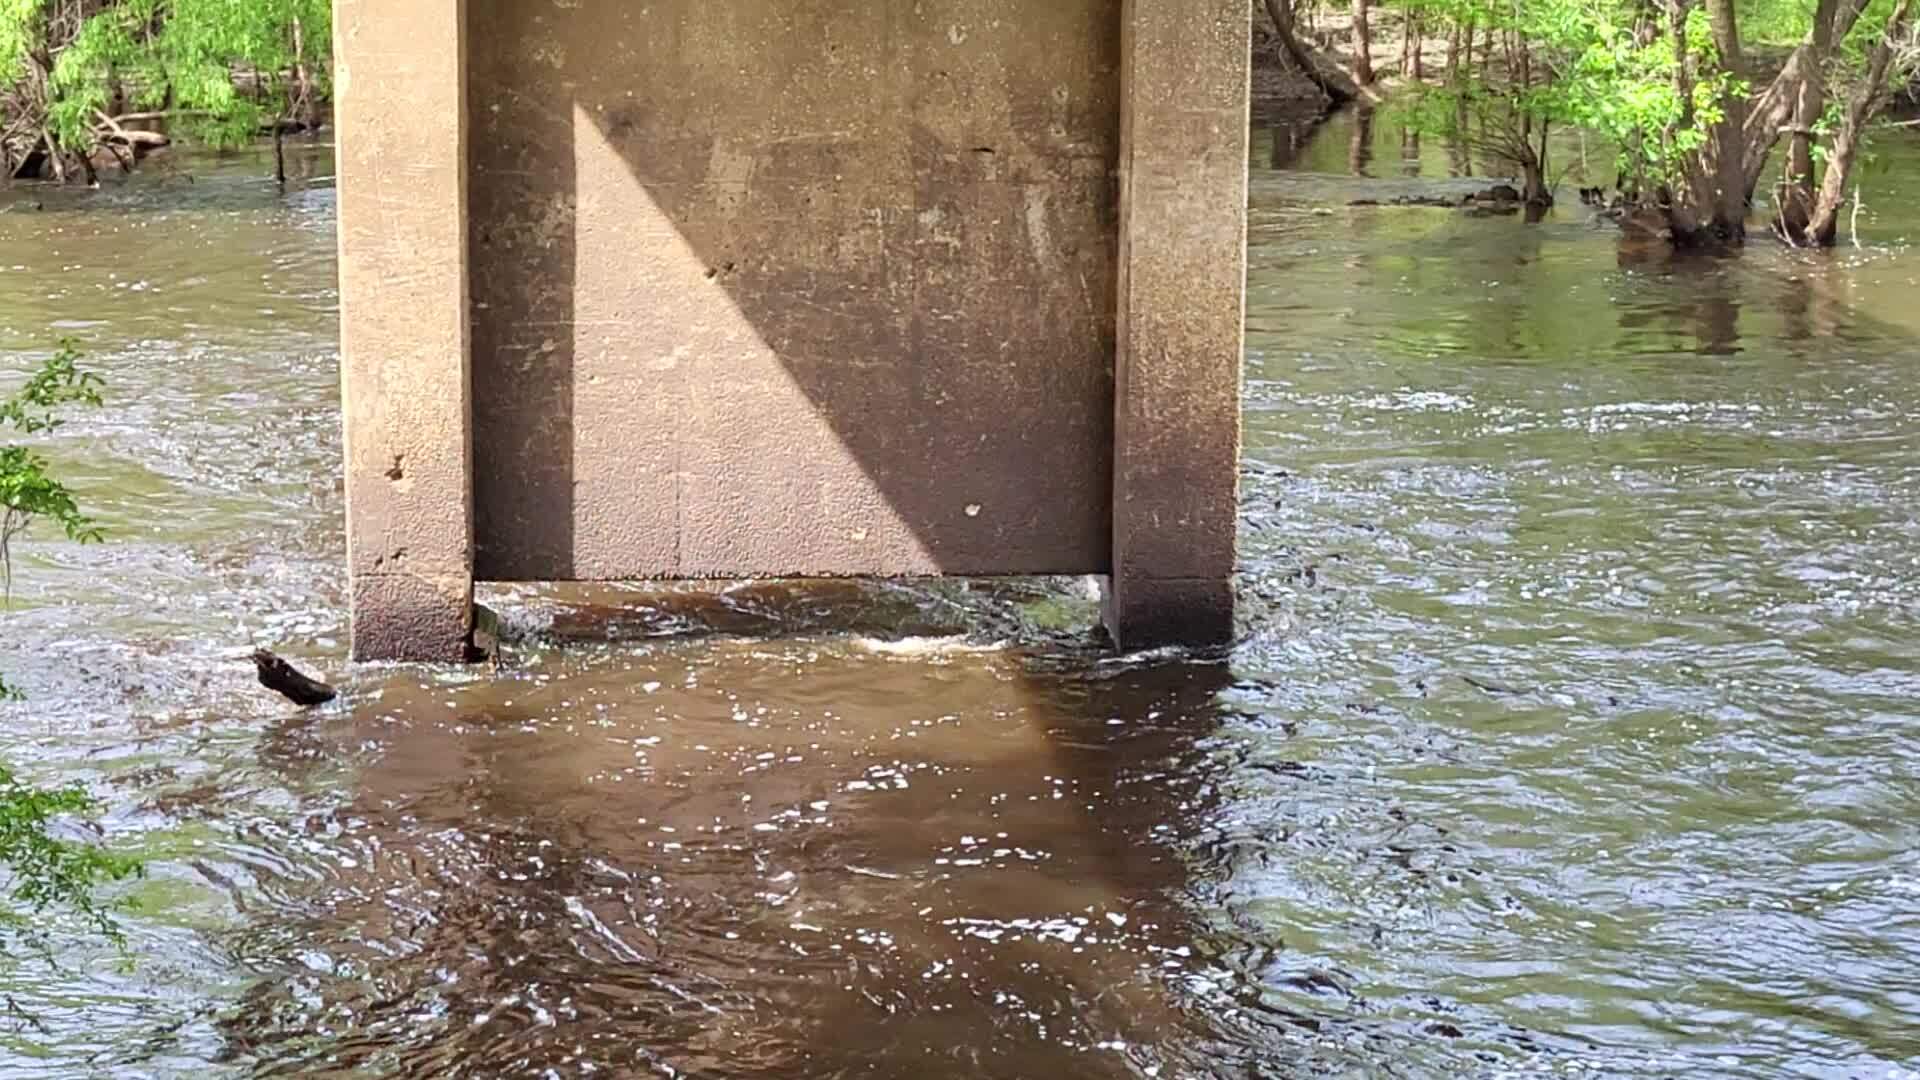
1;123;1918;1077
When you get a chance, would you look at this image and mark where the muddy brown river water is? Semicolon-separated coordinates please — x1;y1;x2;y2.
1;122;1918;1077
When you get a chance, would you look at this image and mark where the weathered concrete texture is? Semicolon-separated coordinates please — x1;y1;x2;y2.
466;0;1122;582
338;0;1249;658
1103;576;1236;651
349;573;476;665
1105;0;1250;651
335;0;475;661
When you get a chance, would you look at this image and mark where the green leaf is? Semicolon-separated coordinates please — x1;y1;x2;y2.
0;340;134;951
0;755;143;946
1;339;105;605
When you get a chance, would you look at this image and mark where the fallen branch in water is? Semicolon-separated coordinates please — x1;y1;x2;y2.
1461;673;1521;696
92;112;169;149
250;649;336;707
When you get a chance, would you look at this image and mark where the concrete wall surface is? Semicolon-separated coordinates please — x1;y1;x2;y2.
468;0;1123;582
336;0;1248;660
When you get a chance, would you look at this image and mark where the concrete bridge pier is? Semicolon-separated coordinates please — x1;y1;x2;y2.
334;0;1248;662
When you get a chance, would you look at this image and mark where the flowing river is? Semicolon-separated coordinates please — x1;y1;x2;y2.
0;120;1916;1077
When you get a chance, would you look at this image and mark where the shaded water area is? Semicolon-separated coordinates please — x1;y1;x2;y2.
0;118;1916;1077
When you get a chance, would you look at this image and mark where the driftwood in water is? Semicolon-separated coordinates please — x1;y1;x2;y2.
251;649;337;707
1347;185;1527;211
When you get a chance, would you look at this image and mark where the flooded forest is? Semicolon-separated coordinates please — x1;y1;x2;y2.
3;0;1920;1077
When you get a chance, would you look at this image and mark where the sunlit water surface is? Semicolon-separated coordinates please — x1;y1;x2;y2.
0;123;1916;1077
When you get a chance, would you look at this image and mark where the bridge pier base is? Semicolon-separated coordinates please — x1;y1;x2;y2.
336;0;476;663
334;0;1244;662
1105;0;1248;652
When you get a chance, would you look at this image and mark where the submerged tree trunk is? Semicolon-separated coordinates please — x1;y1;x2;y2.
1513;152;1548;207
1349;105;1375;175
1773;73;1824;239
1744;0;1870;203
1447;129;1473;176
290;15;320;131
1768;0;1909;245
1663;0;1709;242
1805;0;1914;244
1772;0;1843;239
1704;0;1750;230
1352;0;1377;85
1261;0;1366;105
1524;119;1552;205
1660;0;1749;247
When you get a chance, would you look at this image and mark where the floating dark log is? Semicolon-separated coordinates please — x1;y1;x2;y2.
250;649;337;707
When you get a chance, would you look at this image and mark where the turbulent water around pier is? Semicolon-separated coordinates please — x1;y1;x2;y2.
1;126;1917;1077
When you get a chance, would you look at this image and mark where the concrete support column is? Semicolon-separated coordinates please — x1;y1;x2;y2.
1105;0;1250;650
335;0;475;661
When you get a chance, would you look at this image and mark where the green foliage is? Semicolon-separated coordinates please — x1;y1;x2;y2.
0;756;141;945
44;0;163;151
1738;0;1814;46
1558;6;1732;182
0;339;103;435
59;0;329;149
1;339;103;605
1400;0;1614;177
0;0;45;84
164;0;331;146
1842;0;1916;66
0;340;134;951
1395;0;1905;190
5;0;331;160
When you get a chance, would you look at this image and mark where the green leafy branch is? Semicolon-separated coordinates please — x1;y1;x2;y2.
0;759;141;947
0;338;135;954
39;0;332;144
0;339;103;606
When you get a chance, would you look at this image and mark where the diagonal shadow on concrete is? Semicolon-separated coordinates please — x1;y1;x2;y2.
466;0;1125;584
